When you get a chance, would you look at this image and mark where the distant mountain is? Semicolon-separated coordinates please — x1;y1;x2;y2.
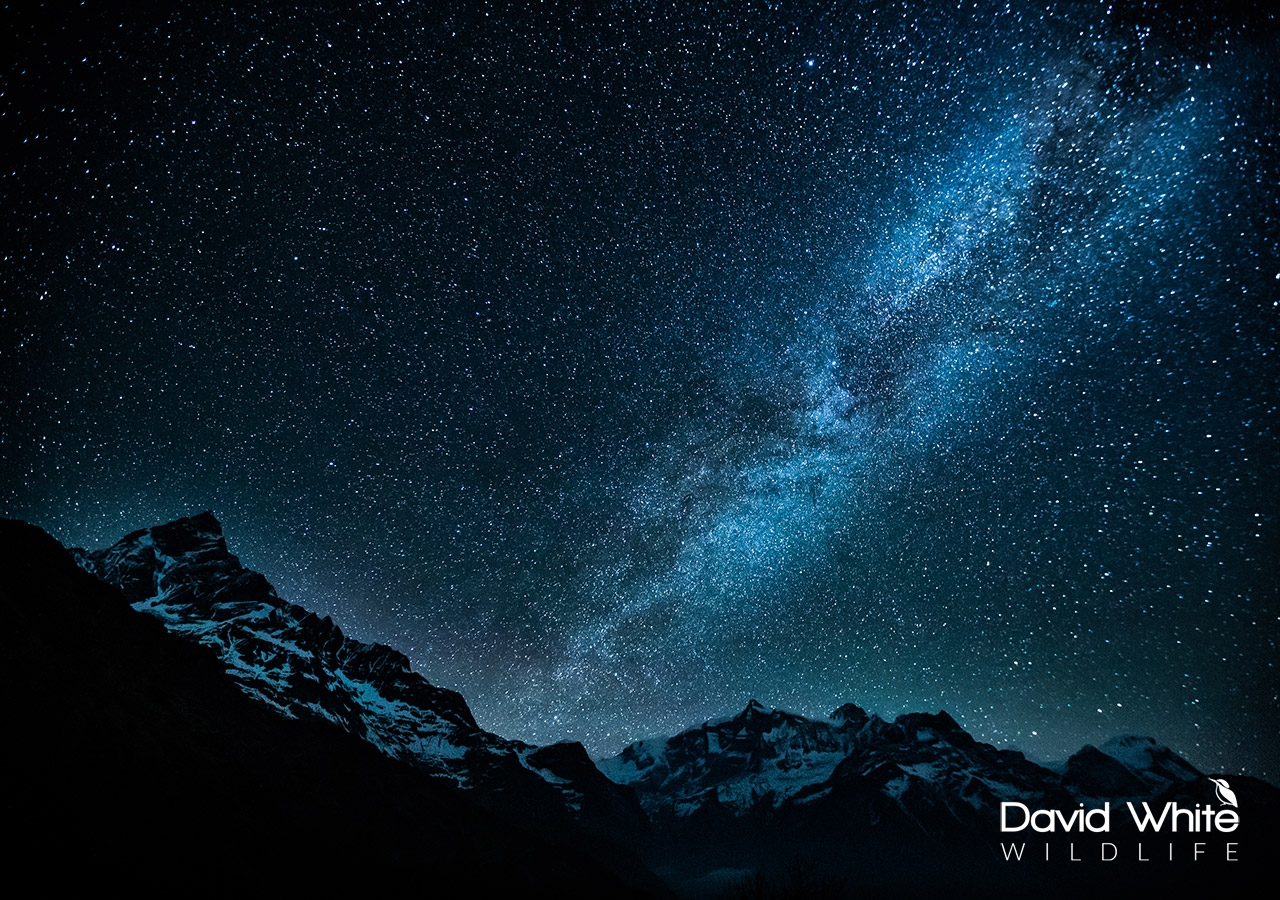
601;699;1062;825
601;699;1207;824
602;700;1279;897
1;516;664;897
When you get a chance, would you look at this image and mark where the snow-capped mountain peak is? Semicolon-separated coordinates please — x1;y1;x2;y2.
76;512;482;762
601;699;1207;834
73;513;647;840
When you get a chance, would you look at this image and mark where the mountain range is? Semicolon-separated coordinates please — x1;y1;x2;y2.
5;512;1273;897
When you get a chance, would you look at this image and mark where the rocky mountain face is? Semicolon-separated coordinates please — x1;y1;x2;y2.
2;516;663;898
73;512;647;848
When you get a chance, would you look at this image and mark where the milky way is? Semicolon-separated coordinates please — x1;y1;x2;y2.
3;2;1277;777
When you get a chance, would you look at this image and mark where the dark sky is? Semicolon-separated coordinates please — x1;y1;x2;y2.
4;1;1278;778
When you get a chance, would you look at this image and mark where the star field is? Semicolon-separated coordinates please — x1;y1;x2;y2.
2;2;1277;777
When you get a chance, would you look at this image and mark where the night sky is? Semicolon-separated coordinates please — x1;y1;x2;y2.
4;2;1277;778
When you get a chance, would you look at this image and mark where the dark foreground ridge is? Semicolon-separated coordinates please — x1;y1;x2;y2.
1;517;664;898
9;513;1276;898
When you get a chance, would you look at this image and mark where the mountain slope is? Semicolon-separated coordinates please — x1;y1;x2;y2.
74;512;498;772
73;511;648;848
1;516;663;897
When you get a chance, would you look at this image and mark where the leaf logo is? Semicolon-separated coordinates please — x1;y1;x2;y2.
1209;777;1238;808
